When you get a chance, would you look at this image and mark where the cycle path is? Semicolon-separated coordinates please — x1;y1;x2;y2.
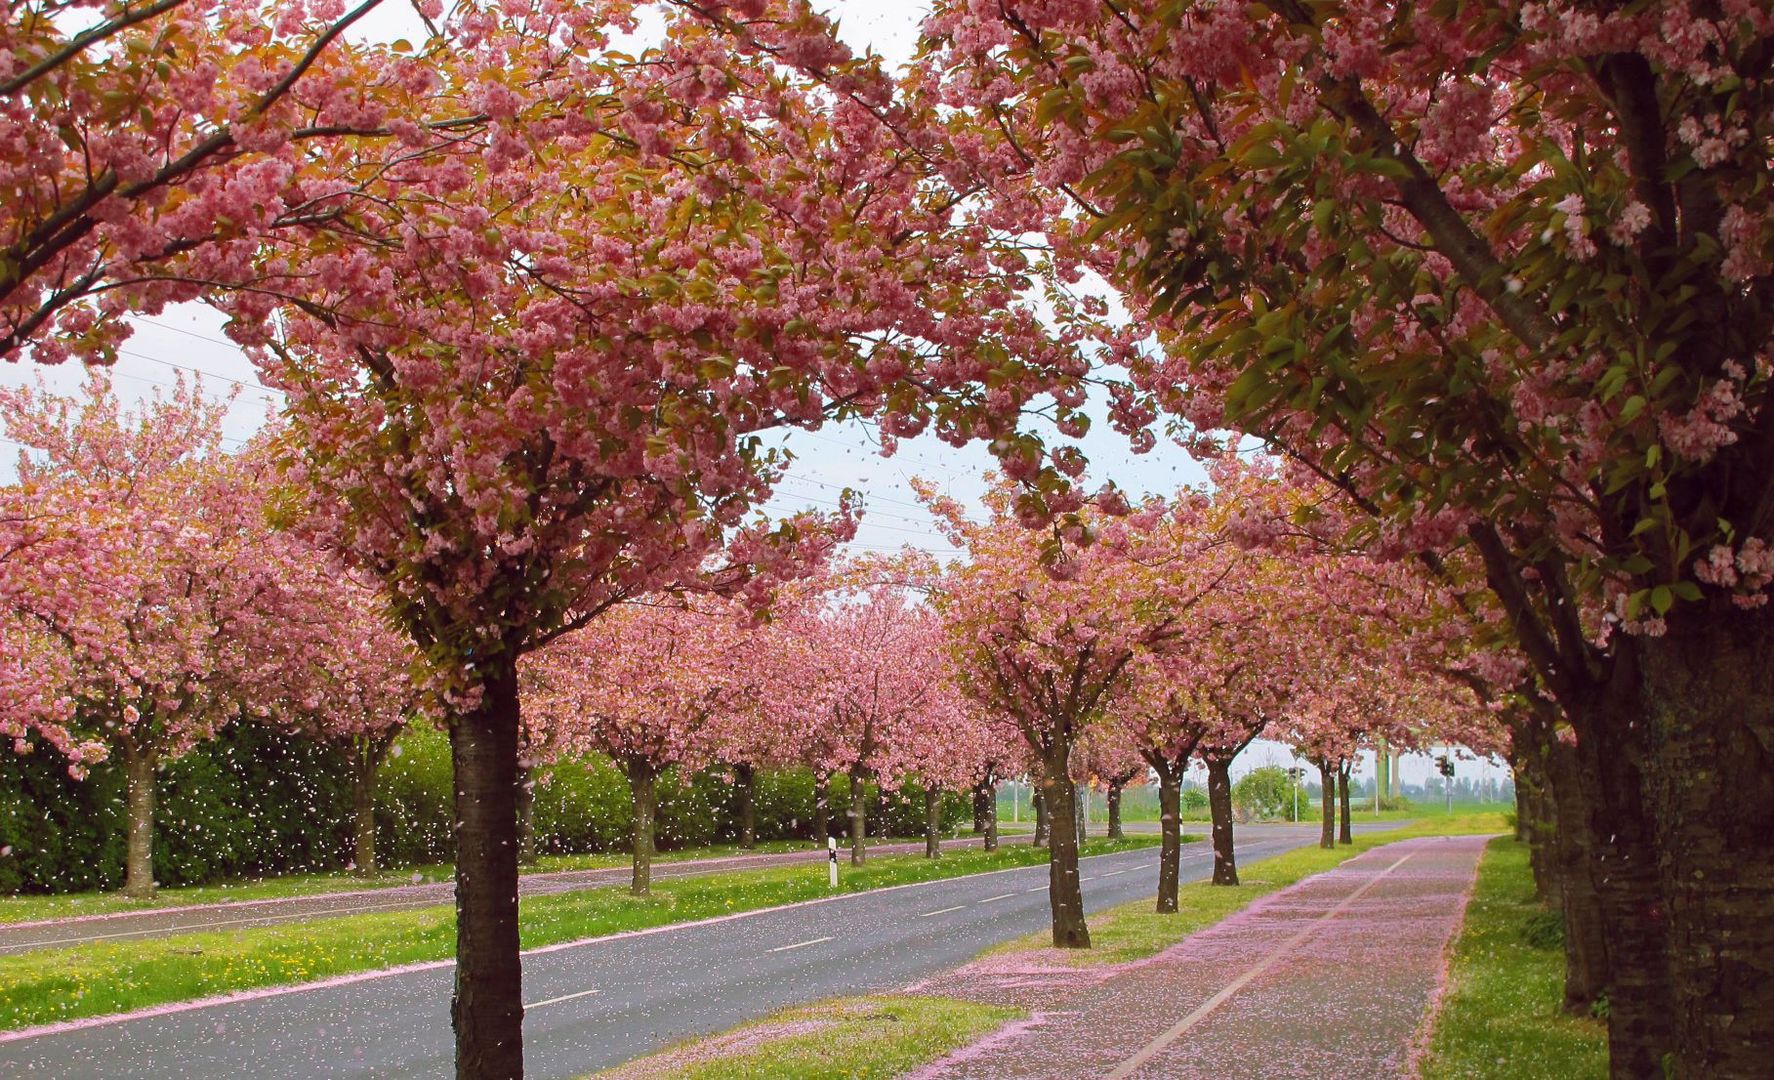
905;833;1490;1080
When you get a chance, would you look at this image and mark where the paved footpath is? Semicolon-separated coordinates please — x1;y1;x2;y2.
0;835;1030;955
904;834;1490;1080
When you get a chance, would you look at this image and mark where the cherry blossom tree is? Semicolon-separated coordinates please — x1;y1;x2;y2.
524;599;746;896
787;586;959;866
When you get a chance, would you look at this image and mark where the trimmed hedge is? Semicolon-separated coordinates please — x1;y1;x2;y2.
1;722;973;895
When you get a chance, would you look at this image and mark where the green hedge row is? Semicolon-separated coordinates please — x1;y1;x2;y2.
1;723;973;895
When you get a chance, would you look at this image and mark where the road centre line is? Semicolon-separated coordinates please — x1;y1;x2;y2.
919;906;965;918
525;987;601;1009
768;936;832;953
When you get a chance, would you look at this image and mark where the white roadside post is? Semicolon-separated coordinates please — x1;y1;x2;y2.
827;836;839;888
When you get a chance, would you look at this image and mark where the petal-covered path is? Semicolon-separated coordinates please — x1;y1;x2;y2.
905;835;1490;1080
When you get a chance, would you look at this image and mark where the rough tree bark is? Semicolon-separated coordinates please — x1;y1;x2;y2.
1042;750;1089;948
1544;738;1610;1015
1568;684;1675;1079
848;766;867;867
1318;759;1336;850
924;786;941;858
627;757;659;897
121;734;158;899
449;657;524;1080
1636;604;1774;1077
1205;754;1238;886
733;762;756;850
1337;759;1353;845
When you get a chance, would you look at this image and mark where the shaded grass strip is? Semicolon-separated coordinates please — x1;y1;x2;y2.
1417;837;1607;1079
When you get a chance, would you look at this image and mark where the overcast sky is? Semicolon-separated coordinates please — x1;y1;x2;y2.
1;1;1509;786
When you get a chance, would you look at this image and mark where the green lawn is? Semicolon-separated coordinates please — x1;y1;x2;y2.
0;836;963;924
591;995;1021;1080
1418;837;1608;1079
0;835;1157;1030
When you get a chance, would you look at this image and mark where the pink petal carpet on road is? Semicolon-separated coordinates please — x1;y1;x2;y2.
906;835;1488;1079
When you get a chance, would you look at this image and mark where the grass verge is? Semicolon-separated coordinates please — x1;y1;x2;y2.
0;835;1157;1030
590;995;1021;1080
1417;837;1607;1079
0;837;972;924
989;812;1508;966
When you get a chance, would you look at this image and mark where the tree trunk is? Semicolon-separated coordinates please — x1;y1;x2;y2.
449;657;524;1080
1073;780;1087;847
351;742;386;876
1106;782;1125;841
848;766;867;867
1544;738;1610;1016
1337;760;1353;845
924;786;941;858
1514;770;1534;843
1032;787;1049;848
515;765;538;867
812;772;830;842
1635;603;1774;1077
1206;755;1238;886
628;758;658;897
1565;687;1676;1079
121;736;158;899
971;783;990;834
982;781;998;852
1042;750;1089;948
1155;763;1182;914
733;762;756;850
1318;759;1336;850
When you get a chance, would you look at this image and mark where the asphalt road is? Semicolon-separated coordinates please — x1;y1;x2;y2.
0;823;1346;1078
0;835;1027;955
